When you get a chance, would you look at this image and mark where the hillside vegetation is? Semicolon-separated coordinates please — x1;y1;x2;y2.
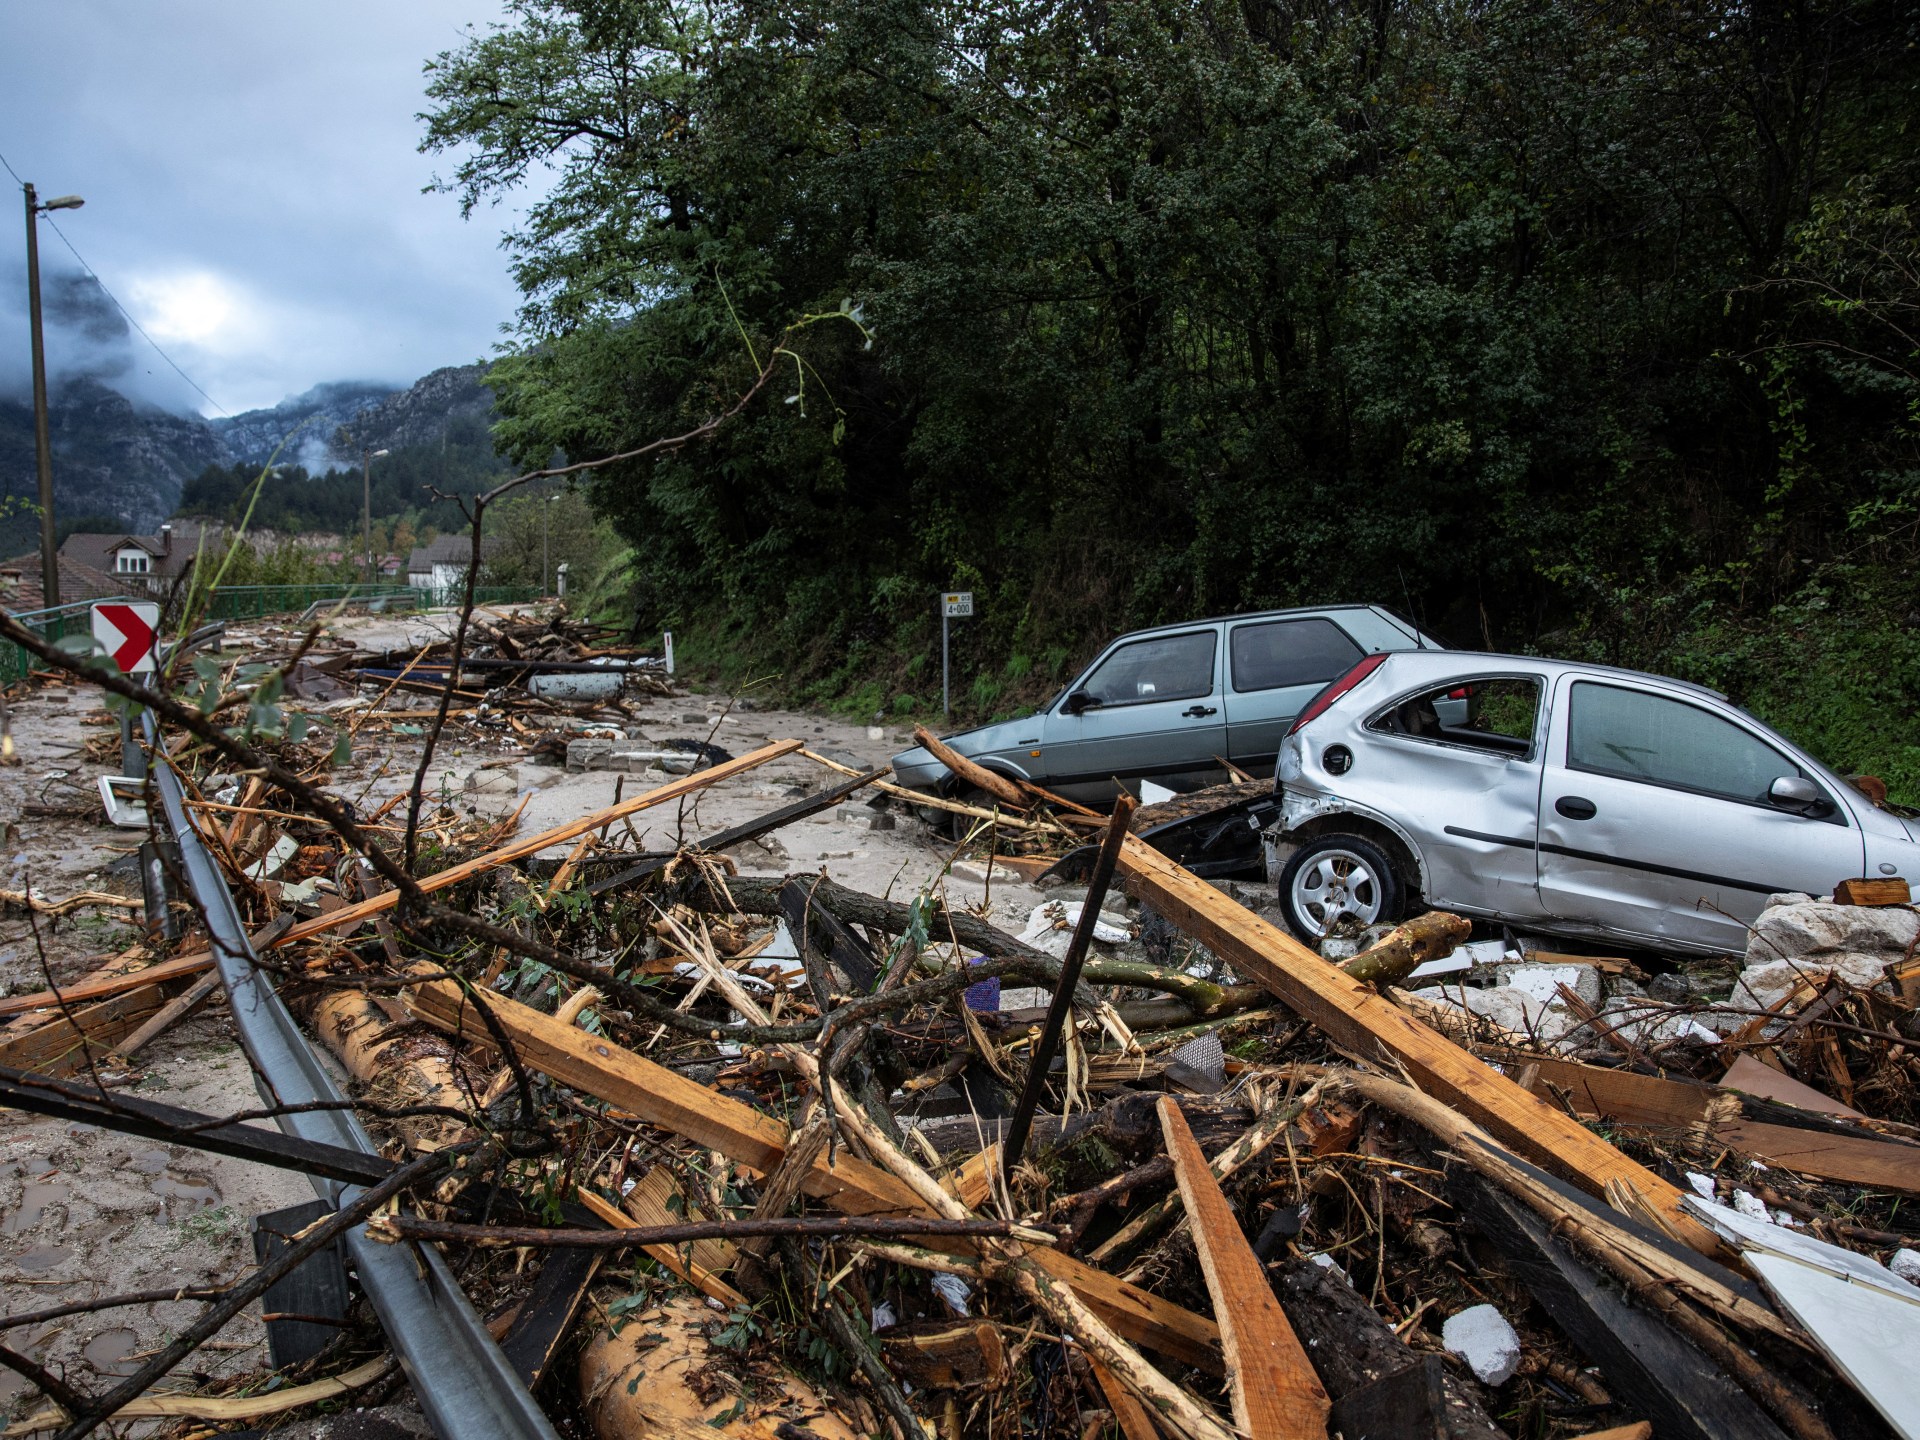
423;0;1920;799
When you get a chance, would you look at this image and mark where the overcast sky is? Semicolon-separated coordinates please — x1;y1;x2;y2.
0;3;535;417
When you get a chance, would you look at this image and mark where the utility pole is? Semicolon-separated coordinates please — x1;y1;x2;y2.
23;184;85;608
361;446;388;583
542;494;559;596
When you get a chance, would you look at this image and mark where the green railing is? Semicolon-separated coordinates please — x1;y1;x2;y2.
0;584;546;682
200;584;421;620
0;596;137;684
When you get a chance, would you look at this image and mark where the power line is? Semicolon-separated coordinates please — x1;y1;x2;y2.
2;144;231;417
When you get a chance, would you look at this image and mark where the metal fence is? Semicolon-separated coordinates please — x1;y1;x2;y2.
0;596;136;684
200;584;422;620
1;584;543;683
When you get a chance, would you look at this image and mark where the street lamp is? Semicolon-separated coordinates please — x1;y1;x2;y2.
22;184;84;607
542;494;562;597
361;447;388;583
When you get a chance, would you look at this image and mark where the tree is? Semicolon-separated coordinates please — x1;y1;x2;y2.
421;0;1920;788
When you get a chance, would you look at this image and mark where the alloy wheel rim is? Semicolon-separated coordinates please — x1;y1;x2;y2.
1292;848;1383;936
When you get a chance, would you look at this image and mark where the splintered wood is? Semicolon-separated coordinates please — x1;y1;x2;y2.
1159;1097;1329;1439
1115;833;1720;1255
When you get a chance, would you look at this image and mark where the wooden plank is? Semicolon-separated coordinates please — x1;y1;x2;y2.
573;1188;747;1307
1453;1171;1791;1440
1720;1053;1863;1119
1158;1096;1328;1438
111;969;221;1058
406;977;1221;1371
586;766;887;896
1086;1351;1163;1440
278;739;803;946
0;950;211;1019
1115;835;1720;1255
501;1247;604;1387
1833;877;1910;906
1712;1120;1920;1192
1526;1055;1920;1192
0;986;165;1075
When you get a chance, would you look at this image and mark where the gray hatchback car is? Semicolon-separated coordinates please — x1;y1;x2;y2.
1268;650;1919;955
890;605;1443;804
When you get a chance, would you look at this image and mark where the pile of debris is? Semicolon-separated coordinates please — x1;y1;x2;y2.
2;695;1918;1440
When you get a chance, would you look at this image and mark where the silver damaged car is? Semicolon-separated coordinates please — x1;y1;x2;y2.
1267;651;1918;956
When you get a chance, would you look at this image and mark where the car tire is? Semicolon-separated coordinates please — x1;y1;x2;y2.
1278;834;1404;944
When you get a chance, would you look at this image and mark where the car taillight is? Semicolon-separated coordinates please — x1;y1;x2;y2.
1287;652;1389;736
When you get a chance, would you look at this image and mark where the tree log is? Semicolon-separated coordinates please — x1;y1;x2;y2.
1341;912;1472;986
911;726;1028;809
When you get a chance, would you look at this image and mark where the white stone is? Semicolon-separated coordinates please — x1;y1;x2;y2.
1890;1250;1920;1286
1747;901;1919;969
1410;983;1585;1045
1017;900;1129;958
1734;953;1894;1013
1594;996;1721;1047
1497;962;1602;1009
1442;1304;1522;1385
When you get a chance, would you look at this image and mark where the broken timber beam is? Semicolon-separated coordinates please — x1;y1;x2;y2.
911;726;1028;810
403;976;1222;1372
586;766;887;896
277;739;804;947
1160;1096;1328;1439
1114;834;1719;1255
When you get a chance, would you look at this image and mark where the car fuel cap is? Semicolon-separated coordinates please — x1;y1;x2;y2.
1323;744;1353;775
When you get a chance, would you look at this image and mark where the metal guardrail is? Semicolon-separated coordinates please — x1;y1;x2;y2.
143;713;560;1440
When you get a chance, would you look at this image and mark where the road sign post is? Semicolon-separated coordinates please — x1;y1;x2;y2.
92;601;160;779
939;591;973;718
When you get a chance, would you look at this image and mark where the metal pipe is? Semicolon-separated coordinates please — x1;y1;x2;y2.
144;713;558;1440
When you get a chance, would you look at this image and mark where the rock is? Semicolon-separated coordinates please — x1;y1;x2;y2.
1441;1303;1521;1385
868;812;896;832
1734;953;1894;1012
1747;899;1919;969
1496;962;1603;1009
1890;1249;1920;1286
463;768;519;795
1411;981;1585;1043
1016;900;1130;958
566;738;612;772
1593;995;1722;1046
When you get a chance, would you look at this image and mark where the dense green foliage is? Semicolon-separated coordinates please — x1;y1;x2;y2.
423;0;1920;796
177;419;507;537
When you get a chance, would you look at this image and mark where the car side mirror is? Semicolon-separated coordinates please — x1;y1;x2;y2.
1768;775;1829;816
1062;690;1097;716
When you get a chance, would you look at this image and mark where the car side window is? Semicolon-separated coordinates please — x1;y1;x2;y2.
1078;631;1216;707
1567;682;1802;804
1229;618;1363;694
1368;676;1542;757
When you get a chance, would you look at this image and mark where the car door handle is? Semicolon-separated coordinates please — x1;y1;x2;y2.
1555;795;1597;820
1182;705;1218;718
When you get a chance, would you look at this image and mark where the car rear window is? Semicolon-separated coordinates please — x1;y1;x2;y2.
1567;682;1796;803
1368;676;1541;756
1229;618;1363;694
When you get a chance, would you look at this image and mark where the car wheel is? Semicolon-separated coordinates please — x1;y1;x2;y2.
1278;834;1404;944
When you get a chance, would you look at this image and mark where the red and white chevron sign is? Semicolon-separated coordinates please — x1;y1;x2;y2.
91;602;160;675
